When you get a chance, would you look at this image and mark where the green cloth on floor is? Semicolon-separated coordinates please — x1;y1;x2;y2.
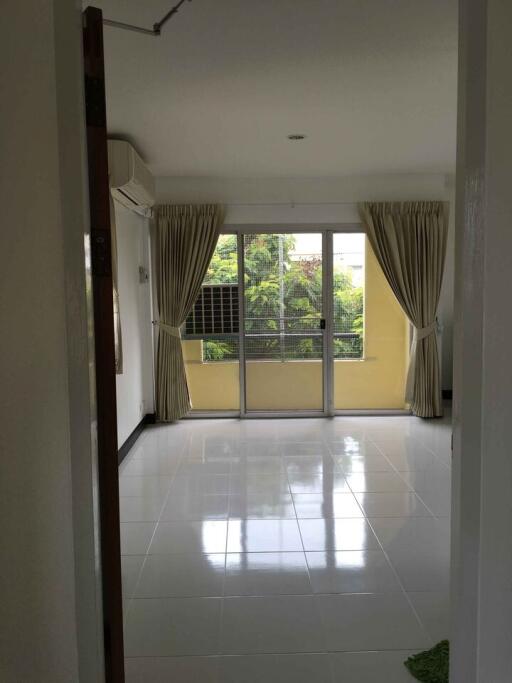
404;641;449;683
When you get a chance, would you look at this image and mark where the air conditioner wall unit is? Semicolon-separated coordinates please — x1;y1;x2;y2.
107;139;155;217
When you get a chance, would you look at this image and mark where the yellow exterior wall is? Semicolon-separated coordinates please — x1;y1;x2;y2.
246;361;322;410
183;238;408;411
334;240;408;409
183;340;240;410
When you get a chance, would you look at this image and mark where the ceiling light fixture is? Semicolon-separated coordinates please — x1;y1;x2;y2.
287;134;307;140
103;0;193;37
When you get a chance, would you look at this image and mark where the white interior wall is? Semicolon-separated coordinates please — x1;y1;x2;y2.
115;202;155;446
0;1;103;682
452;1;512;680
157;173;455;390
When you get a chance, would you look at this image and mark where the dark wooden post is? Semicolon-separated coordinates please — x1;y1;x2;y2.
82;7;125;681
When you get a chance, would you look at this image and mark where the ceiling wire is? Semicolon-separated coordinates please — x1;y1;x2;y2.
103;0;192;36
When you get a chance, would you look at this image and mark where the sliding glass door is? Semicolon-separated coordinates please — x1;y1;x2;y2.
182;234;240;411
242;232;325;413
182;227;409;415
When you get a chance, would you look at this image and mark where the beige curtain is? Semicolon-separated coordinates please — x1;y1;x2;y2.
359;201;448;418
155;204;223;421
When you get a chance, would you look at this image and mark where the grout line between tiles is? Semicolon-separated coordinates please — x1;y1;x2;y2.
365;517;435;647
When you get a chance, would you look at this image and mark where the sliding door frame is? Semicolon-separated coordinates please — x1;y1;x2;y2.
237;230;247;416
323;229;334;417
189;223;409;418
237;225;328;417
232;223;361;419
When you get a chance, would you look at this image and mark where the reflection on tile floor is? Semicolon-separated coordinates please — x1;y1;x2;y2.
120;412;452;682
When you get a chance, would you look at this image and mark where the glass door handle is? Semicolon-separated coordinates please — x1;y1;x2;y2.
320;318;326;330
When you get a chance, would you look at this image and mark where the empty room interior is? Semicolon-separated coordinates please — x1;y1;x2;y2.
107;1;455;680
4;1;512;682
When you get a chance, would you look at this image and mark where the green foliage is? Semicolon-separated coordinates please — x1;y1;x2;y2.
200;233;364;361
333;274;364;358
205;234;238;284
203;340;237;361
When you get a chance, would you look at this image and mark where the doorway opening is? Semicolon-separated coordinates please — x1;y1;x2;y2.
183;227;410;417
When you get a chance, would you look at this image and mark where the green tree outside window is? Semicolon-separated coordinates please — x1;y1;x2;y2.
200;234;363;362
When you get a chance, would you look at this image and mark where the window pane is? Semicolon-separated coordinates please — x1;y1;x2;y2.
182;235;240;410
333;233;365;360
244;233;323;411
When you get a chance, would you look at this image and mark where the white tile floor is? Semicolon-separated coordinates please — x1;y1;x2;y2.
119;412;451;682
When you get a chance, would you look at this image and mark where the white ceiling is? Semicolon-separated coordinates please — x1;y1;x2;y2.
93;0;458;178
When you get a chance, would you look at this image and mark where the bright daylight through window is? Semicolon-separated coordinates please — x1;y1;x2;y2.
183;232;365;363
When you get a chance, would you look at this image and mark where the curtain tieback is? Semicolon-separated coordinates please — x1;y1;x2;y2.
413;321;437;342
153;321;181;339
406;321;438;404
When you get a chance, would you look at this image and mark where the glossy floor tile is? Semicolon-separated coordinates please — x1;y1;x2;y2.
160;492;229;521
284;455;339;471
135;553;226;598
150;521;228;554
178;459;232;476
225;552;311;596
221;595;325;654
228;491;296;519
329;440;383;457
119;474;173;499
121;555;145;598
368;515;450;549
383;545;450;592
240;441;282;458
317;592;430;651
306;550;402;594
354;492;433;517
124;597;222;656
170;474;231;496
299;518;380;551
120;522;156;555
402;466;451;517
330;651;418;682
230;472;291;494
287;471;349;494
233;458;286;478
119;496;166;522
120;413;452;681
337;454;395;473
227;519;303;553
292;492;364;518
345;471;412;493
407;591;451;641
121;454;179;477
219;653;333;682
369;517;450;591
125;656;219;683
280;441;330;456
384;449;442;472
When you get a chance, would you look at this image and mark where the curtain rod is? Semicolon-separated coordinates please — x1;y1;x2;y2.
223;201;360;207
157;201;441;207
103;0;192;36
220;200;441;207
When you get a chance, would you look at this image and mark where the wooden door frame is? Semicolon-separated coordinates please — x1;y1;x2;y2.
83;7;125;681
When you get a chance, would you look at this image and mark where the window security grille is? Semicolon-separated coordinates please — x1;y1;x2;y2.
181;235;364;363
185;284;239;337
